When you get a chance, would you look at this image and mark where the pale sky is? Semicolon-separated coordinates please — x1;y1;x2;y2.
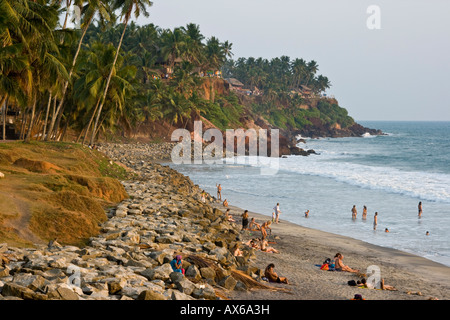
136;0;450;121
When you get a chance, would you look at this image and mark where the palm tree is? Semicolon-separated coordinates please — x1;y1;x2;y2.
162;88;193;132
181;23;204;66
291;58;307;89
46;0;110;141
305;60;318;86
72;41;135;144
90;0;152;145
24;2;69;142
204;36;225;71
159;27;187;68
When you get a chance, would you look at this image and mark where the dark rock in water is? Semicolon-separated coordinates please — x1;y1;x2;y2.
288;146;317;156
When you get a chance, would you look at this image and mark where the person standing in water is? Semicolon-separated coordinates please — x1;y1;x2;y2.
373;212;378;230
418;202;423;218
362;205;367;220
216;184;222;201
351;205;357;220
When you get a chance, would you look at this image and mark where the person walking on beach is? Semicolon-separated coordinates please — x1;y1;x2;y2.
362;205;367;220
418;201;423;218
373;212;378;230
216;184;222;201
351;205;357;220
273;203;281;224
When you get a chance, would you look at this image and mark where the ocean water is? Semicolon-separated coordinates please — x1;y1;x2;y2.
168;121;450;267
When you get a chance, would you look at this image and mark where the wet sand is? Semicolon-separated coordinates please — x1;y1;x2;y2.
217;203;450;300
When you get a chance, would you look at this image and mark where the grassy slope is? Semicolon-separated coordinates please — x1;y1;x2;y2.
0;141;129;247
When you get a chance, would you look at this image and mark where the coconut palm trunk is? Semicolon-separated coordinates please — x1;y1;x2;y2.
89;19;129;146
1;96;7;141
46;16;93;141
24;94;37;142
82;95;102;145
42;91;52;140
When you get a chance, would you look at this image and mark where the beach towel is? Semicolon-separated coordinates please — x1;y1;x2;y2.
315;264;336;271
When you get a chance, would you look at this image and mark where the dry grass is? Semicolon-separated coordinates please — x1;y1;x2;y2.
0;141;129;246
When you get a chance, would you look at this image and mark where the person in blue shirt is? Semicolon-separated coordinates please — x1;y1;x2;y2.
170;255;185;274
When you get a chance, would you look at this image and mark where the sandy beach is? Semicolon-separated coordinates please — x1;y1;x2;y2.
215;203;450;300
98;143;450;301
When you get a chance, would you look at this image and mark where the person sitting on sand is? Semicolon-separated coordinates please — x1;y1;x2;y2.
334;253;359;273
260;239;279;254
223;199;228;207
260;220;272;241
248;217;261;231
264;263;288;284
225;208;235;222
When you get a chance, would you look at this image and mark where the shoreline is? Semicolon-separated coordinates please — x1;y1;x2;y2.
213;203;450;300
2;142;447;301
100;142;450;300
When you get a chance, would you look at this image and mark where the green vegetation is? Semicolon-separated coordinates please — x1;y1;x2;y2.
223;56;331;95
0;0;233;144
1;0;355;143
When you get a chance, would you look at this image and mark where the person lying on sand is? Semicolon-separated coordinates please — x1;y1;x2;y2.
334;253;359;273
264;263;288;284
357;278;397;291
245;238;260;249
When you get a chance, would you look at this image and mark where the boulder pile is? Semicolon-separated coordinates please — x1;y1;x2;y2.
0;144;264;300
